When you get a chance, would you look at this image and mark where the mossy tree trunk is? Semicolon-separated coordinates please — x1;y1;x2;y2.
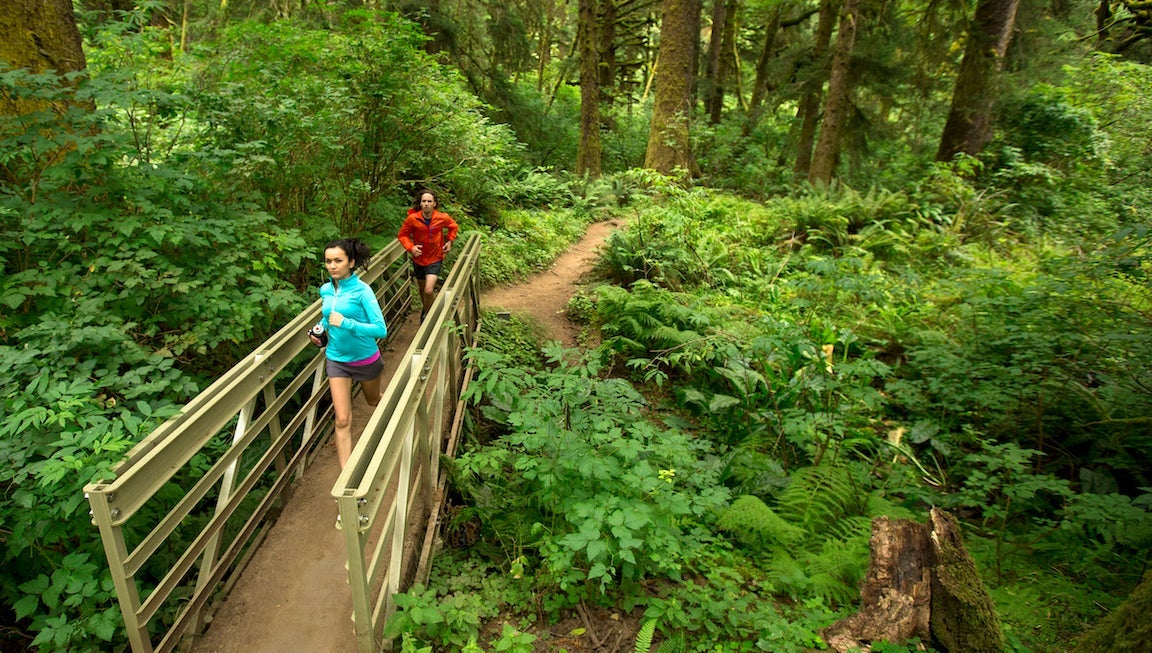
644;0;700;176
793;0;838;177
929;508;1006;653
808;0;861;185
1075;570;1152;653
935;0;1021;161
0;0;86;81
577;0;603;178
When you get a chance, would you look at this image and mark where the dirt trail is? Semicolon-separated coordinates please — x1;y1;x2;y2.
481;218;620;346
191;218;619;652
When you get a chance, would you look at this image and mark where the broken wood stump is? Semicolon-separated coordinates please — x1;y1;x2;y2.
821;507;1004;653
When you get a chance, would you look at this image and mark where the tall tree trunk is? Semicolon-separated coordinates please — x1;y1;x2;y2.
0;0;86;76
808;0;860;185
747;5;782;120
794;0;838;176
707;0;739;123
0;0;87;119
577;0;603;178
536;0;559;92
935;0;1021;161
644;0;700;176
703;0;728;121
598;0;618;99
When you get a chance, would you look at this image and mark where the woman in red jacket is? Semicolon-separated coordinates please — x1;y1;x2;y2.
397;190;459;322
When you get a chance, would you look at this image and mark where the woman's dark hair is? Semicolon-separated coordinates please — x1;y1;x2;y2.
412;189;438;210
324;238;372;269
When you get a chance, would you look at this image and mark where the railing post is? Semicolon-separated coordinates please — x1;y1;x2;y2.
297;363;327;481
88;487;152;653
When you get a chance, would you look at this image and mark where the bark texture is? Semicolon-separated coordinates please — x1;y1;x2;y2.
823;508;1005;653
0;0;86;76
929;508;1006;653
823;517;933;651
935;0;1021;161
747;6;782;120
577;0;603;178
644;0;699;176
706;0;739;123
808;0;860;185
0;0;88;124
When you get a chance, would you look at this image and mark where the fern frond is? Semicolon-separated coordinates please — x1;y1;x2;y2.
632;618;657;653
808;535;870;607
775;463;864;535
654;631;687;653
717;495;806;552
825;514;873;543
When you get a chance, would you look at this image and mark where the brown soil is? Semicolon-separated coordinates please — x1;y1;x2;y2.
481;218;621;347
192;218;630;652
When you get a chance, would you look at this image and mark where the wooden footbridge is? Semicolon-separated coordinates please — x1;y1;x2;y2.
84;235;483;653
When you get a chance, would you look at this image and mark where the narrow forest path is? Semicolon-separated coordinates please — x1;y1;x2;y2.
481;218;621;347
191;217;621;652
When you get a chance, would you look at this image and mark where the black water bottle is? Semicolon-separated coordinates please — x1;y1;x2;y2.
308;323;328;347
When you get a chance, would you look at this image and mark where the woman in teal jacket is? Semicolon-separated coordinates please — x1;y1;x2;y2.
309;238;388;469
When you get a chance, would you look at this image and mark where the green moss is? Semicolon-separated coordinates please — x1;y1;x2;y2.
930;515;1006;653
1075;570;1152;653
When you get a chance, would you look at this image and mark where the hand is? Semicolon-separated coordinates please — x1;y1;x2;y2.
329;311;345;328
443;240;452;253
411;244;423;258
309;334;321;346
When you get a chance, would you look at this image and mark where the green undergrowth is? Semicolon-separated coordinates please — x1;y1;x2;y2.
385;183;1151;652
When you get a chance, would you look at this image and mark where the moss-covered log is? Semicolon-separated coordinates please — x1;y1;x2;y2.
929;508;1006;653
1075;570;1152;653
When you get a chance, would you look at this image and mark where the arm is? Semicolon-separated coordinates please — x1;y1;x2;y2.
442;215;459;252
444;215;459;243
337;289;388;340
397;216;416;252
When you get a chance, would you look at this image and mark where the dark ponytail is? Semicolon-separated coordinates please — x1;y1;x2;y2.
324;237;372;269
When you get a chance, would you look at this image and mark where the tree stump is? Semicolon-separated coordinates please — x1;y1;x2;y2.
821;508;1004;653
822;516;933;652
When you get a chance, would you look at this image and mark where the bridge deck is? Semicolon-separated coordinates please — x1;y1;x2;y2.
190;314;420;653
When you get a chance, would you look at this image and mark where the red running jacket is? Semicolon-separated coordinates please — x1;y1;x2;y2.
397;208;459;267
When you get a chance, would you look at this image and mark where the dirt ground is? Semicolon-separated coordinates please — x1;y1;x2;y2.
481;218;621;348
192;218;633;652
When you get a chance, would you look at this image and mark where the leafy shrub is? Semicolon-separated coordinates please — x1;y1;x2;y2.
454;346;730;609
1;27;307;652
191;13;522;240
472;207;590;287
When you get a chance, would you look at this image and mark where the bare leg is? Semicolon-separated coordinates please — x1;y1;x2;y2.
361;375;382;407
329;376;354;468
420;273;438;316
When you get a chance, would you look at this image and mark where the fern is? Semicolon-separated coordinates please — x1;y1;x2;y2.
717;495;806;552
825;513;873;543
808;535;870;607
654;632;687;653
632;618;657;653
775;463;865;535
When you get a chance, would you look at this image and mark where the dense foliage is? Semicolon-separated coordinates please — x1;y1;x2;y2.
2;0;1151;651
